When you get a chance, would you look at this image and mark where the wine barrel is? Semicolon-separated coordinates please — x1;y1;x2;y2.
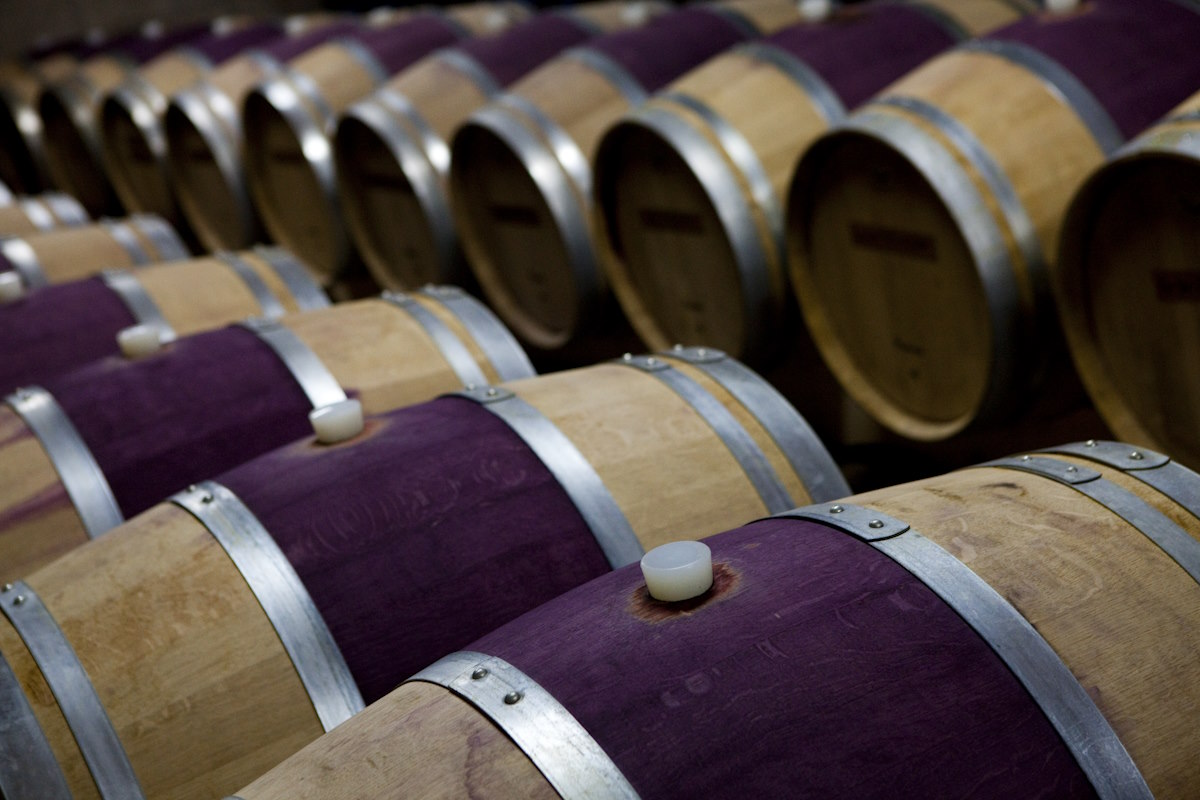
242;4;530;282
164;20;368;252
1055;90;1200;471
0;286;536;578
786;0;1200;441
0;213;188;290
37;23;217;216
233;439;1200;800
0;48;80;193
335;1;669;291
0;192;88;236
592;0;1028;365
0;246;328;392
449;0;802;353
96;23;286;229
0;350;845;798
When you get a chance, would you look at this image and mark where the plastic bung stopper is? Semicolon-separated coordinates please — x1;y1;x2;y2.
799;0;833;23
640;541;714;602
1044;0;1079;13
310;398;364;444
621;2;653;25
0;272;24;303
117;324;164;359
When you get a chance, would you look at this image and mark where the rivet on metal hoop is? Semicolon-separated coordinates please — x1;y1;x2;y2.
1085;440;1097;447
1020;454;1032;462
503;691;523;705
829;505;844;514
12;595;25;606
471;668;489;680
868;520;884;529
1129;451;1144;461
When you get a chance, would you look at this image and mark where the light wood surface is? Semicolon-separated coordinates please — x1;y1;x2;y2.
137;249;309;336
509;358;828;552
444;1;532;35
244;42;382;280
852;463;1200;797
338;54;494;289
101;50;214;220
0;503;324;799
166;51;284;251
0;194;87;236
9;216;185;285
233;681;557;800
788;48;1105;440
453;56;627;349
0;404;89;583
1054;91;1200;470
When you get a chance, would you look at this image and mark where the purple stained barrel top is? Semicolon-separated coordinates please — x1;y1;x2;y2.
219;395;608;703
110;22;214;65
185;22;285;65
0;276;134;394
586;7;752;93
267;20;365;63
987;0;1200;140
767;4;959;110
42;325;313;516
455;13;594;88
474;518;1096;799
353;15;465;77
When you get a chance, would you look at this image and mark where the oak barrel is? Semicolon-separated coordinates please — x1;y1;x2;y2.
37;23;215;215
164;20;367;252
450;0;803;352
0;286;535;579
96;23;285;230
1055;90;1200;471
0;351;844;798
235;439;1200;799
335;1;669;291
0;213;188;291
0;191;88;236
786;0;1200;441
592;0;1027;364
0;246;327;392
242;4;529;282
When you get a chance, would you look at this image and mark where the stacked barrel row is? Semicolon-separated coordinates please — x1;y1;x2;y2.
2;1;1200;798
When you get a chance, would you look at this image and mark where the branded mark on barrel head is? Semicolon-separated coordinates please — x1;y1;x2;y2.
630;561;739;623
850;222;938;261
1153;270;1200;302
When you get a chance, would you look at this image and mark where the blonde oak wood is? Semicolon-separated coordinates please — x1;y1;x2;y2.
454;0;803;350
165;51;289;251
1055;91;1200;470
136;249;312;335
594;0;1025;363
234;682;558;800
444;2;532;35
0;405;88;582
788;48;1105;441
0;194;87;236
7;217;186;285
337;54;496;290
509;359;825;551
0;292;523;580
243;43;380;279
283;296;504;413
851;464;1200;798
101;50;217;218
0;503;324;799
